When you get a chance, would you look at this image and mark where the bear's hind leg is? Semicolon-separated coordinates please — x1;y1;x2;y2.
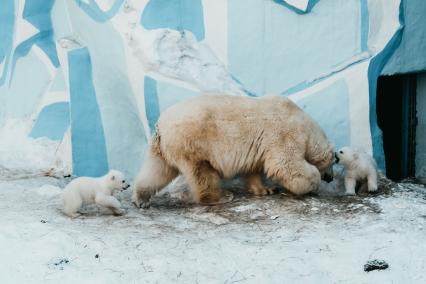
63;192;83;218
265;156;321;195
244;174;274;196
367;171;378;192
180;161;223;205
132;149;178;208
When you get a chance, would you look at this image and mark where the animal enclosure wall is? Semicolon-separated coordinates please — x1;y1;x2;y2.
416;73;426;181
0;0;424;178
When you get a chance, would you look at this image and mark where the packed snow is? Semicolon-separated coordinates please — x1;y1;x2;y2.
0;173;424;283
0;120;71;178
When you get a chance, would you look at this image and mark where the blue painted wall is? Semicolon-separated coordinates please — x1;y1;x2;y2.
68;47;109;177
295;79;351;150
30;102;70;141
141;0;205;41
228;0;362;95
144;76;160;135
0;0;15;85
383;0;426;75
0;0;420;177
10;0;59;85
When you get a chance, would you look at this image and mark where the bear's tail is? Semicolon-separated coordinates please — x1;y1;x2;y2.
150;129;163;158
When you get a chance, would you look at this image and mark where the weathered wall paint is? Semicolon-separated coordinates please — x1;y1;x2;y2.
0;0;423;177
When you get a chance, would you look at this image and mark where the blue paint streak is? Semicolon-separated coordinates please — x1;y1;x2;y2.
0;0;14;64
282;57;370;96
141;0;205;41
144;76;160;135
23;0;54;30
294;79;350;149
274;0;320;14
360;0;369;51
230;75;258;97
30;102;70;140
306;0;320;12
74;0;124;23
10;31;60;86
0;0;15;86
368;1;405;171
68;47;109;177
22;0;58;65
8;0;59;86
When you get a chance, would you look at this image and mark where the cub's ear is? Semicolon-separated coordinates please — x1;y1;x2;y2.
111;175;115;181
353;153;359;160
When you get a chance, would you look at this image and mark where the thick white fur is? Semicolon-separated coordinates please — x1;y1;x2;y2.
335;147;378;195
62;170;130;217
133;94;335;208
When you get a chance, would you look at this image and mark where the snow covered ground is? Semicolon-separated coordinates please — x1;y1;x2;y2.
0;174;425;284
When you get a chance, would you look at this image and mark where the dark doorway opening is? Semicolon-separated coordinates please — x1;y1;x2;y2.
376;74;417;181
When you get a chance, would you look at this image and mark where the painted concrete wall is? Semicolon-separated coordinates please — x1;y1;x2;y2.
0;0;410;177
416;73;426;180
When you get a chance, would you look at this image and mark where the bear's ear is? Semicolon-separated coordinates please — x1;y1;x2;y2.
353;153;359;160
111;175;115;181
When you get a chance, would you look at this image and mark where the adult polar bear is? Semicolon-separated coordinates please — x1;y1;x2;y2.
133;94;335;208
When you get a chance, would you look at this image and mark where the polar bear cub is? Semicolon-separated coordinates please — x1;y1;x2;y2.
62;170;130;217
335;147;378;195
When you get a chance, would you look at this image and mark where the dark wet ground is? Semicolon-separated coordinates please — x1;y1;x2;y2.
120;173;425;225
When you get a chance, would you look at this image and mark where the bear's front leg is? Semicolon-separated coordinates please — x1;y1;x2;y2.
344;177;356;195
265;156;321;195
95;194;125;216
244;174;274;196
132;186;156;209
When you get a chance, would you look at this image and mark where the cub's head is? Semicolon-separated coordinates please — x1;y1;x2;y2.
107;170;130;191
335;146;358;167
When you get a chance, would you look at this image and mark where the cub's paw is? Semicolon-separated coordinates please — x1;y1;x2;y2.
112;208;126;216
368;186;378;193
